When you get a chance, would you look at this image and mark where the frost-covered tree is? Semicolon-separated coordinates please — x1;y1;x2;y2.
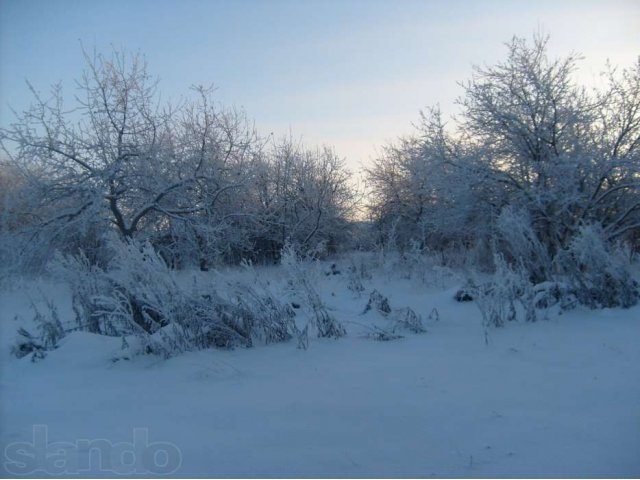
2;51;170;242
458;35;640;255
367;34;639;304
252;136;357;260
0;50;260;268
147;86;262;268
365;107;484;250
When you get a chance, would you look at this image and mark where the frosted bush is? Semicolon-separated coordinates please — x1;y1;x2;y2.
11;300;66;362
557;224;638;309
281;243;346;339
399;241;439;284
391;307;425;333
365;325;404;342
497;206;553;284
454;280;478;302
476;254;531;328
48;237;307;357
345;260;365;295
362;289;392;316
359;288;426;338
231;283;297;345
530;281;577;313
49;251;115;334
344;253;373;296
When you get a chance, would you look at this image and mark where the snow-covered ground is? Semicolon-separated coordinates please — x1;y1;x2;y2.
1;265;639;478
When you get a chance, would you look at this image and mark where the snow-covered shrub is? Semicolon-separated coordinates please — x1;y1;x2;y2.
347;272;365;296
51;241;177;338
497;206;553;284
556;224;639;309
354;253;374;281
109;244;304;354
51;241;212;355
376;236;404;279
344;253;373;296
346;262;366;296
391;307;425;333
311;297;346;338
365;325;404;342
12;327;47;361
397;241;444;284
231;283;297;345
371;240;460;288
281;243;346;339
49;251;116;334
49;238;304;357
530;281;577;312
35;300;66;350
156;293;254;353
296;323;309;350
476;254;532;328
99;239;178;335
11;300;66;361
362;289;392;316
427;307;440;323
359;288;426;337
454;280;478;302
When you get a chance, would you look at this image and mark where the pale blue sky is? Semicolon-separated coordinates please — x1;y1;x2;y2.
1;0;638;170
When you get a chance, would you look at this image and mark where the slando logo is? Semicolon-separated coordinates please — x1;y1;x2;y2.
3;425;182;475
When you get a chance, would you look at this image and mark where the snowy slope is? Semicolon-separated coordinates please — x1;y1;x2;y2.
1;272;639;478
